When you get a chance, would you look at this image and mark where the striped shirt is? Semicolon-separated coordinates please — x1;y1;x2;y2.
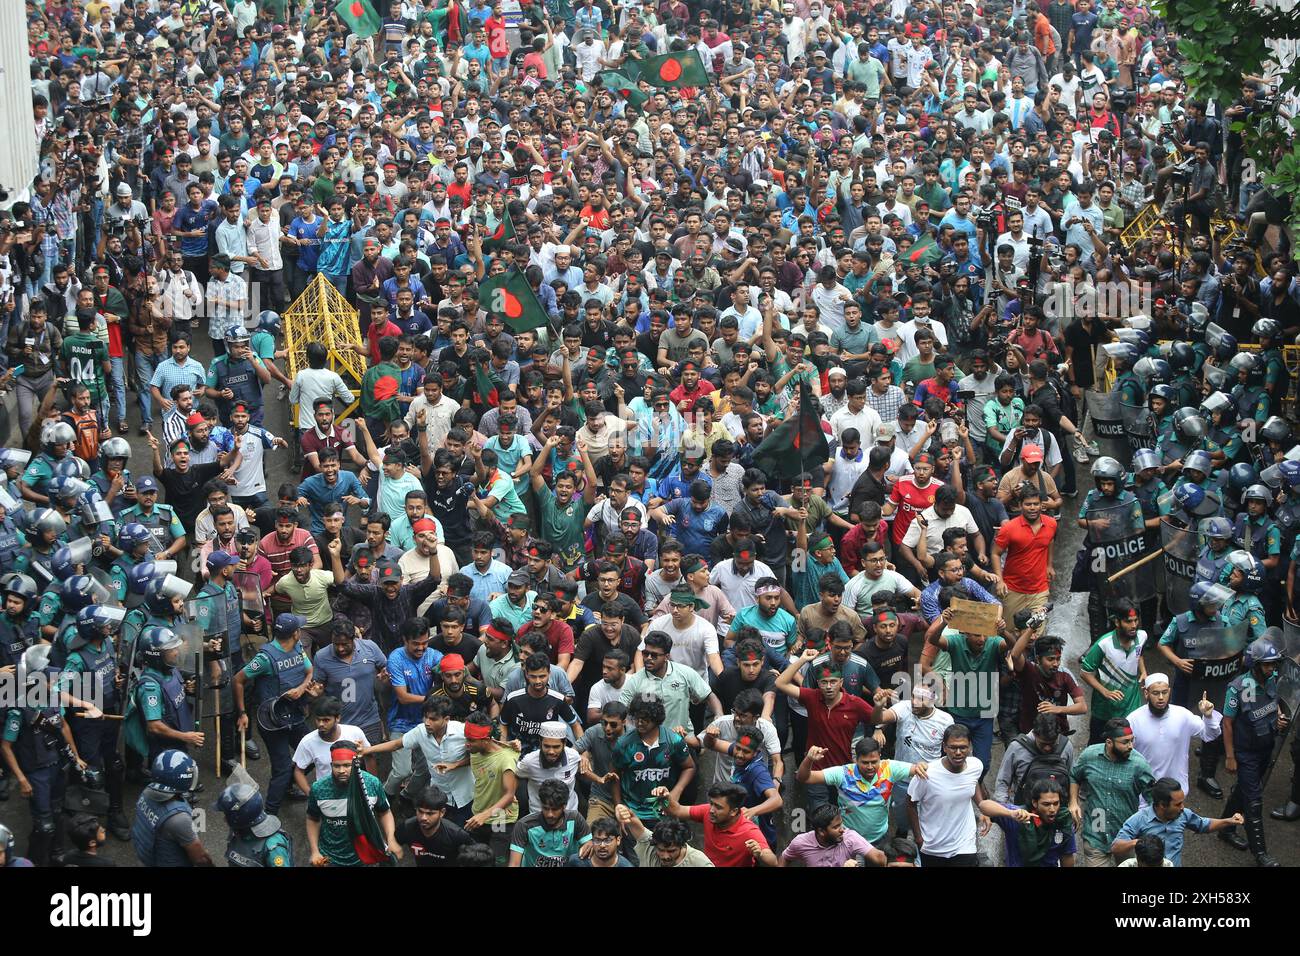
150;356;207;402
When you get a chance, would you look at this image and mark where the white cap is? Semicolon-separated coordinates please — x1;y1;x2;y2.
538;721;568;740
1143;673;1170;688
828;366;847;378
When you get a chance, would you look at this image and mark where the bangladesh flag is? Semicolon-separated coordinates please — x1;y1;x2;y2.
902;233;943;267
335;0;381;38
599;70;649;110
752;382;831;482
482;210;516;253
478;268;549;334
638;50;709;88
472;360;500;410
345;759;393;866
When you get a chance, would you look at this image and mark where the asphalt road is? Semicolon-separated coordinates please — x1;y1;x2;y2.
1;332;1295;868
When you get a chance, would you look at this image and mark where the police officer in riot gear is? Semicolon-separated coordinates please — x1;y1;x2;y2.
0;574;41;671
91;436;136;518
234;613;317;816
1228;352;1270;426
1159;408;1208;475
18;420;75;504
108;523;156;604
123;626;203;766
131;749;213;867
1157;581;1234;799
208;326;272;427
196;551;243;772
215;783;294;867
1194;517;1235;586
0;644;87;865
26;508;69;586
62;605;130;839
1078;457;1146;636
1219;635;1287;866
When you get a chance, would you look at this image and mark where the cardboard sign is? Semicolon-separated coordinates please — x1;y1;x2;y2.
949;597;1002;636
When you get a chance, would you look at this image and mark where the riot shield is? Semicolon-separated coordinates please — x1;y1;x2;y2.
232;571;264;615
187;597;229;644
1161;518;1198;615
1187;622;1250;710
1085;390;1131;465
89;566;117;601
1085;499;1156;605
1119;401;1152;456
1279;617;1300;718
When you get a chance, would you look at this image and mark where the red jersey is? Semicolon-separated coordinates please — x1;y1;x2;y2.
889;477;942;545
798;686;875;768
687;802;769;867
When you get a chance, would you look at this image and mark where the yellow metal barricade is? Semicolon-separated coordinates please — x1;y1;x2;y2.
281;273;364;426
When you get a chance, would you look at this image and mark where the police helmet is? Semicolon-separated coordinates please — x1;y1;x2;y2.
1242;483;1272;504
1197;516;1233;540
117;522;153;551
1183;449;1213;476
1244;635;1284;668
216;784;281;837
0;572;37;607
1168;341;1194;370
99;436;132;464
1227;462;1257;493
139;625;184;664
41;420;76;453
1261;416;1291;444
1172;407;1206;440
1132;448;1161;473
1225;550;1264;592
148;750;198;794
1252;318;1281;341
1091;457;1125;482
29;508;67;537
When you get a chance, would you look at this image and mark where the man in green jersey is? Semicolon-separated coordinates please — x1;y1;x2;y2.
305;740;400;867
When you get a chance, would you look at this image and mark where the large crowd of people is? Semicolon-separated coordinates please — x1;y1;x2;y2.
0;0;1297;871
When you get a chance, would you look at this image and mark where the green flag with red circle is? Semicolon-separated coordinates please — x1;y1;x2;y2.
478;268;549;334
599;70;649;110
638;50;708;88
335;0;381;38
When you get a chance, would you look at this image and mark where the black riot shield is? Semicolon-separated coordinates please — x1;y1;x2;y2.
1119;399;1153;457
1161;518;1198;616
1086;390;1130;465
1187;622;1251;711
1086;499;1156;606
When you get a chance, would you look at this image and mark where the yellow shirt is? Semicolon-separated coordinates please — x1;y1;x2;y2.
471;744;519;824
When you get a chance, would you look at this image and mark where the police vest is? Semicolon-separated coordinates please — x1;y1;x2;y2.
69;639;118;712
1131;478;1164;520
1195;546;1231;586
127;506;177;551
28;549;56;591
135;668;193;742
92;469;134;516
253;640;309;704
1234;514;1280;573
111;554;143;607
13;706;61;770
226;830;292;868
1232;384;1265;422
131;794;193;867
0;522;24;571
0;613;37;668
1229;673;1278;750
213;356;262;420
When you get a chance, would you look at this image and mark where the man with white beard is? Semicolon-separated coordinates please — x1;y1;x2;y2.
1126;674;1221;794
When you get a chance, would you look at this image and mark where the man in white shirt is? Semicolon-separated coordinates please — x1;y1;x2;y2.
1126;673;1222;796
515;722;584;813
292;698;372;787
645;587;723;682
406;375;462;451
994;209;1032;272
829;385;883;446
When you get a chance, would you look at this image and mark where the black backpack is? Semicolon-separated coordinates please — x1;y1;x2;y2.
1013;734;1071;806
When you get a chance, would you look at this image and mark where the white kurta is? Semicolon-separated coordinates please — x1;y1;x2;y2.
1125;704;1223;793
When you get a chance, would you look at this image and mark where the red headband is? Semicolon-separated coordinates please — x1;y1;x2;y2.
331;746;358;762
464;722;492;740
484;625;510;643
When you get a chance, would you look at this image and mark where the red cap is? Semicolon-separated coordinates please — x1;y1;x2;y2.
440;654;465;672
186;412;205;426
1020;444;1044;463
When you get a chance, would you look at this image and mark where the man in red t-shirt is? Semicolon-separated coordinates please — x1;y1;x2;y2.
359;298;404;366
260;509;320;613
656;784;777;867
668;361;716;413
884;453;942;547
775;648;875;802
991;483;1058;621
